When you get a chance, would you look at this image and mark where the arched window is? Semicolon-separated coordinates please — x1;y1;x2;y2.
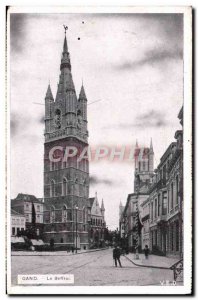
50;180;56;197
62;205;67;222
50;206;55;223
62;178;68;196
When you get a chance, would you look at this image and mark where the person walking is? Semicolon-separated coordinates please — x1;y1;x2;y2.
113;245;122;267
144;245;149;259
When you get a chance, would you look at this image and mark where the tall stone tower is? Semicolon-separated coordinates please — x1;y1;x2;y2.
134;139;154;193
43;29;89;249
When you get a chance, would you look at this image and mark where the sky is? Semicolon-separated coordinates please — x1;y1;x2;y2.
10;12;183;229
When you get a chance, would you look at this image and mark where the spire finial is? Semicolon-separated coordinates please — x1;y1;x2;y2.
82;78;83;86
63;25;68;35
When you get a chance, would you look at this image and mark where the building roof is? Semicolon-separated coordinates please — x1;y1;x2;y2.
79;84;87;100
12;193;43;204
45;84;54;100
158;142;176;167
11;209;25;217
101;199;105;211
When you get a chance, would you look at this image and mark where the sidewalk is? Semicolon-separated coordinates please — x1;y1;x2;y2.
126;253;180;269
11;247;108;256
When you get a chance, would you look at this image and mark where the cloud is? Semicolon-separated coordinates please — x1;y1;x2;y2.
134;110;168;128
89;175;115;186
102;110;168;131
10;13;28;54
113;47;183;72
10;112;43;139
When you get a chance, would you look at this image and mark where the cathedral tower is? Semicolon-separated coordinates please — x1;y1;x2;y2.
134;139;154;193
43;29;89;249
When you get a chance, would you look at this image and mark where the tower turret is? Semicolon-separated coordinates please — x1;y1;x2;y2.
101;198;105;222
149;138;154;172
134;139;140;171
78;84;88;138
45;84;54;134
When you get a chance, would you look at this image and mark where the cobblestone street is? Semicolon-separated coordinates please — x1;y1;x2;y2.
11;249;182;286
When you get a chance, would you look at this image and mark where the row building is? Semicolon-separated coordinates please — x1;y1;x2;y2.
119;107;183;257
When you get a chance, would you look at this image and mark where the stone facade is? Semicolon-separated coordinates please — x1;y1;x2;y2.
11;209;26;236
142;106;183;257
120;142;154;250
140;197;150;248
120;107;183;257
11;193;44;236
87;193;106;247
42;32;89;249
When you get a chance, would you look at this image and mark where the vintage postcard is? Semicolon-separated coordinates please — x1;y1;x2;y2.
6;6;192;295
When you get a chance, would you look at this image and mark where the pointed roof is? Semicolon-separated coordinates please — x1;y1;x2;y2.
150;138;154;153
45;84;54;100
60;31;71;71
63;35;68;53
79;84;87;100
101;199;105;211
56;31;76;101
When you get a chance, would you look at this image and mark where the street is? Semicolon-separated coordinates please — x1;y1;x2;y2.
11;249;177;286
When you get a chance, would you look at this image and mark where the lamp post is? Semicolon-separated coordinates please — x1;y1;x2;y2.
75;205;78;253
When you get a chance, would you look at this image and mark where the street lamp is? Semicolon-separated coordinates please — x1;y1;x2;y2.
75;205;78;253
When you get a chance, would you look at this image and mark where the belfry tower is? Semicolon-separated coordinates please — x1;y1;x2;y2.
43;28;89;249
134;139;154;193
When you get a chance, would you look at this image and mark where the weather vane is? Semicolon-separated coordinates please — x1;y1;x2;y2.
63;25;68;35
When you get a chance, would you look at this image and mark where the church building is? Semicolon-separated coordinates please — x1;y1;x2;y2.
42;28;89;249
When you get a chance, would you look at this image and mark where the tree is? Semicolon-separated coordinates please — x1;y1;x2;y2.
31;202;36;224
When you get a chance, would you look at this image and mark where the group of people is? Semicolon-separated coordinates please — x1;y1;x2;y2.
112;245;150;267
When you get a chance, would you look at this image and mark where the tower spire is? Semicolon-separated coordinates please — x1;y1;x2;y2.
56;27;75;102
150;138;154;153
63;25;68;53
101;198;105;211
79;84;87;100
45;84;54;100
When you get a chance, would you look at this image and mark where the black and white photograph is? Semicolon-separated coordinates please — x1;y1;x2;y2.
6;6;192;295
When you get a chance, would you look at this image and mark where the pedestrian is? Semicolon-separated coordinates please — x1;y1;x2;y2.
113;245;122;267
144;244;149;259
72;246;74;254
